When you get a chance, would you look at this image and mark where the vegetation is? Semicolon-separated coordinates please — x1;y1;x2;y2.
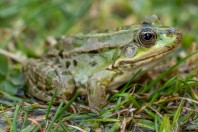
0;0;197;131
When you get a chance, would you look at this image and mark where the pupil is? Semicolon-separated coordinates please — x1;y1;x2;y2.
143;33;152;40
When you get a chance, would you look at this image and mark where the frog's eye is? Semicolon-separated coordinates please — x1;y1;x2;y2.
138;28;157;48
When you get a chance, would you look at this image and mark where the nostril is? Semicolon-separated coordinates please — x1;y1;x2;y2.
167;27;176;34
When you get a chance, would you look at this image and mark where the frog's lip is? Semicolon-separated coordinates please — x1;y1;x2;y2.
119;46;176;65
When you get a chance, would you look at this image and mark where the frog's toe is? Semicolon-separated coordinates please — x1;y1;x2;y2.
88;88;108;108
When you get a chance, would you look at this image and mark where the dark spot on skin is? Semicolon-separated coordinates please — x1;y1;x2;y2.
89;50;99;54
61;71;69;75
58;64;62;68
141;21;150;26
165;45;171;49
73;60;78;66
58;50;63;58
107;47;114;50
66;61;71;68
89;61;97;67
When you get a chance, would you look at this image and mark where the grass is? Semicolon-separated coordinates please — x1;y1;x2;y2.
0;0;198;131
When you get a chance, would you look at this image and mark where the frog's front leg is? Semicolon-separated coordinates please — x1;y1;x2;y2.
87;70;117;108
23;59;75;101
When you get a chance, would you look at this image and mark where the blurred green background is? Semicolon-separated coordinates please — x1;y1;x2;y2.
0;0;198;54
0;1;197;131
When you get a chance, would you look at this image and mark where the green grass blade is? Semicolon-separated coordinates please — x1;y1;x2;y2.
46;101;64;132
159;115;171;132
1;105;12;127
172;100;183;127
56;92;79;119
110;93;140;108
59;120;69;132
45;90;57;120
137;119;155;130
155;115;159;132
11;104;20;132
109;122;120;132
114;97;122;111
143;109;156;118
21;124;39;132
21;111;28;130
85;118;120;122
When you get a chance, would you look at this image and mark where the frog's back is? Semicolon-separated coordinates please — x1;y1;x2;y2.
46;25;139;58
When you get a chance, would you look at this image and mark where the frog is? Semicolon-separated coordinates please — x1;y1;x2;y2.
22;15;182;108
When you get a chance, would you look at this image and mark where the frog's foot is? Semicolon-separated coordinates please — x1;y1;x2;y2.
87;70;116;108
24;59;75;101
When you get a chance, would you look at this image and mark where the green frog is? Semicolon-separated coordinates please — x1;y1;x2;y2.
23;15;182;108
